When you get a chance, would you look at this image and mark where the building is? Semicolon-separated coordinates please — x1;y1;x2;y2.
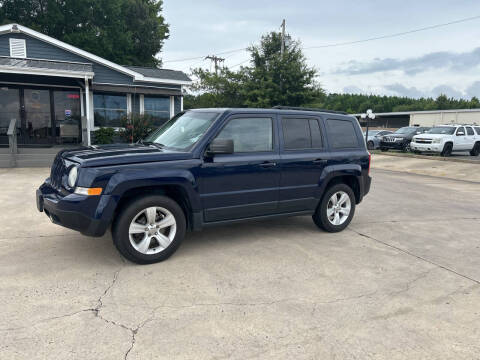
0;23;191;148
355;109;480;129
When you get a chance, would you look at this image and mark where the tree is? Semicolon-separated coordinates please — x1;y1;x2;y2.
0;0;169;66
242;32;322;107
185;30;323;109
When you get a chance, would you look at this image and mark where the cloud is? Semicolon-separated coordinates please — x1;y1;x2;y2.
431;85;464;99
383;83;426;98
335;47;480;76
342;85;363;94
466;81;480;98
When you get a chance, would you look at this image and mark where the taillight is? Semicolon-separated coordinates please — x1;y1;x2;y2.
368;152;371;174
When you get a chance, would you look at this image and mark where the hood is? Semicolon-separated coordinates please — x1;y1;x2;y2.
59;143;194;167
413;133;449;139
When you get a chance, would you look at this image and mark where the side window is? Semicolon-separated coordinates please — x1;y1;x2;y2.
216;117;273;153
282;118;323;150
466;127;474;136
475;127;480;135
325;119;359;149
456;127;465;135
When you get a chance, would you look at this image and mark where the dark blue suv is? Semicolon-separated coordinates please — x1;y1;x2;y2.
37;107;371;264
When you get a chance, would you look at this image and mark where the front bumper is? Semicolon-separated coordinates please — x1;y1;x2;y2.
410;142;443;153
36;181;117;237
379;140;408;150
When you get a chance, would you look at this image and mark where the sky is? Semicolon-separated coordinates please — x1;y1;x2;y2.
161;0;480;100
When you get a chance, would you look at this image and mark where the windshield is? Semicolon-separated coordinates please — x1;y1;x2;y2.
426;127;456;135
394;127;416;134
144;111;219;150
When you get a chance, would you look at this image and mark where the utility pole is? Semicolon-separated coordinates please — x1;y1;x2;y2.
280;19;286;56
205;55;225;75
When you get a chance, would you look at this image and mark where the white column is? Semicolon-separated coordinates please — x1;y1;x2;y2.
85;77;91;146
180;85;184;111
170;95;174;119
140;94;145;115
127;93;132;117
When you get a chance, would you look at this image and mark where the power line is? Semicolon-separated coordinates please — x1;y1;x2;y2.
163;14;480;64
303;14;480;49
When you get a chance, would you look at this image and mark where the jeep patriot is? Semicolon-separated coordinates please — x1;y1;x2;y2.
36;107;372;264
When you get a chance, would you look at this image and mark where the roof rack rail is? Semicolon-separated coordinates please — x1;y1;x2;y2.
272;105;348;115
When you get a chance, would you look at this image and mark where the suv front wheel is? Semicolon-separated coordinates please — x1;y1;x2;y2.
313;183;356;232
112;195;186;264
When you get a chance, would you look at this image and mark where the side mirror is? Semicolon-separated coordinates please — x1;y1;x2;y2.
457;131;465;136
207;139;234;155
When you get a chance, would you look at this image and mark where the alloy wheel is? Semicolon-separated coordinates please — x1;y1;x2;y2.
326;191;351;226
128;206;176;255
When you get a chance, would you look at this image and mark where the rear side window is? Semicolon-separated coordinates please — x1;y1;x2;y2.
475;127;480;135
282;118;323;149
466;127;474;135
325;119;359;149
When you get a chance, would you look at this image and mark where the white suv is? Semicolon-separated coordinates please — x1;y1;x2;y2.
411;125;480;157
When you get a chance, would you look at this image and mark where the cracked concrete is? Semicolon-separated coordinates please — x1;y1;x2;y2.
1;165;480;359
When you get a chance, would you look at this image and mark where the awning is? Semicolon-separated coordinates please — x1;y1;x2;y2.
92;83;182;96
0;56;94;79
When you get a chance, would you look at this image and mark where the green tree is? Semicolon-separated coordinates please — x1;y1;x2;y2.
185;30;323;109
0;0;169;66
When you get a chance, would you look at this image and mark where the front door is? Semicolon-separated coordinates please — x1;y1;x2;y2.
199;115;280;222
22;89;52;145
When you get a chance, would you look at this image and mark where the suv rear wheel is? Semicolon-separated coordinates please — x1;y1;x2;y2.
112;195;186;264
470;142;480;156
313;183;356;232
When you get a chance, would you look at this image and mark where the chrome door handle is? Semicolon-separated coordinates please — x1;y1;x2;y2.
313;158;328;164
259;161;277;168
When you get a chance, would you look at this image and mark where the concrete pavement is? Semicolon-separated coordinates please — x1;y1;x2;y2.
0;166;479;359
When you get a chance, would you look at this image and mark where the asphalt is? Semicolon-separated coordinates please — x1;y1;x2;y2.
1;166;479;359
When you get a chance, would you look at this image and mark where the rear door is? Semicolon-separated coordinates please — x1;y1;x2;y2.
278;115;327;213
465;126;476;149
199;114;280;222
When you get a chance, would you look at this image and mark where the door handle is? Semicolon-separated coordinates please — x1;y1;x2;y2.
313;158;328;164
259;161;277;168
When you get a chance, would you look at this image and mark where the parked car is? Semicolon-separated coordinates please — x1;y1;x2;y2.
363;130;393;150
380;126;430;152
411;124;480;156
36;107;372;264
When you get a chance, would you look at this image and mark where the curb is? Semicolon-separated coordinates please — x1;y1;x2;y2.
371;151;480;165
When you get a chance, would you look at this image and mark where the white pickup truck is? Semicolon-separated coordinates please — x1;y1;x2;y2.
410;124;480;157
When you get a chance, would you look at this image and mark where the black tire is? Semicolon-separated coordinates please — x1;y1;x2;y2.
441;143;453;157
402;142;411;153
112;195;186;264
313;183;356;233
380;147;388;152
367;141;374;150
470;142;480;156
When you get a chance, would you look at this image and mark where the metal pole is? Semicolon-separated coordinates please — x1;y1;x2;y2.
85;77;91;146
365;116;369;145
281;19;286;56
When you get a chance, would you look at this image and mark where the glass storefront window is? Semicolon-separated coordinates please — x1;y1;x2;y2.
54;90;81;144
94;93;127;127
144;96;170;126
0;87;20;145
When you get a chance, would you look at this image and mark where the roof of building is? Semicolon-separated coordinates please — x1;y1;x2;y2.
125;66;191;82
353;108;480;117
0;23;192;86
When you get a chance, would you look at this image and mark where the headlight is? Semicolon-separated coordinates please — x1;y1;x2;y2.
411;138;416;143
432;138;441;144
67;166;78;188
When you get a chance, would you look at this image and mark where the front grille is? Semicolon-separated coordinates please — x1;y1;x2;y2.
415;138;432;144
383;137;396;142
50;155;66;189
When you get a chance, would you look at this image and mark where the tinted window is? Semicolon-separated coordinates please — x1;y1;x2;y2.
144;96;170;126
282;118;323;149
466;127;474;135
326;119;359;149
216;117;273;152
475;127;480;135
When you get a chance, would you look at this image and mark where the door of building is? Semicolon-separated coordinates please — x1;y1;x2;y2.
22;88;52;145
